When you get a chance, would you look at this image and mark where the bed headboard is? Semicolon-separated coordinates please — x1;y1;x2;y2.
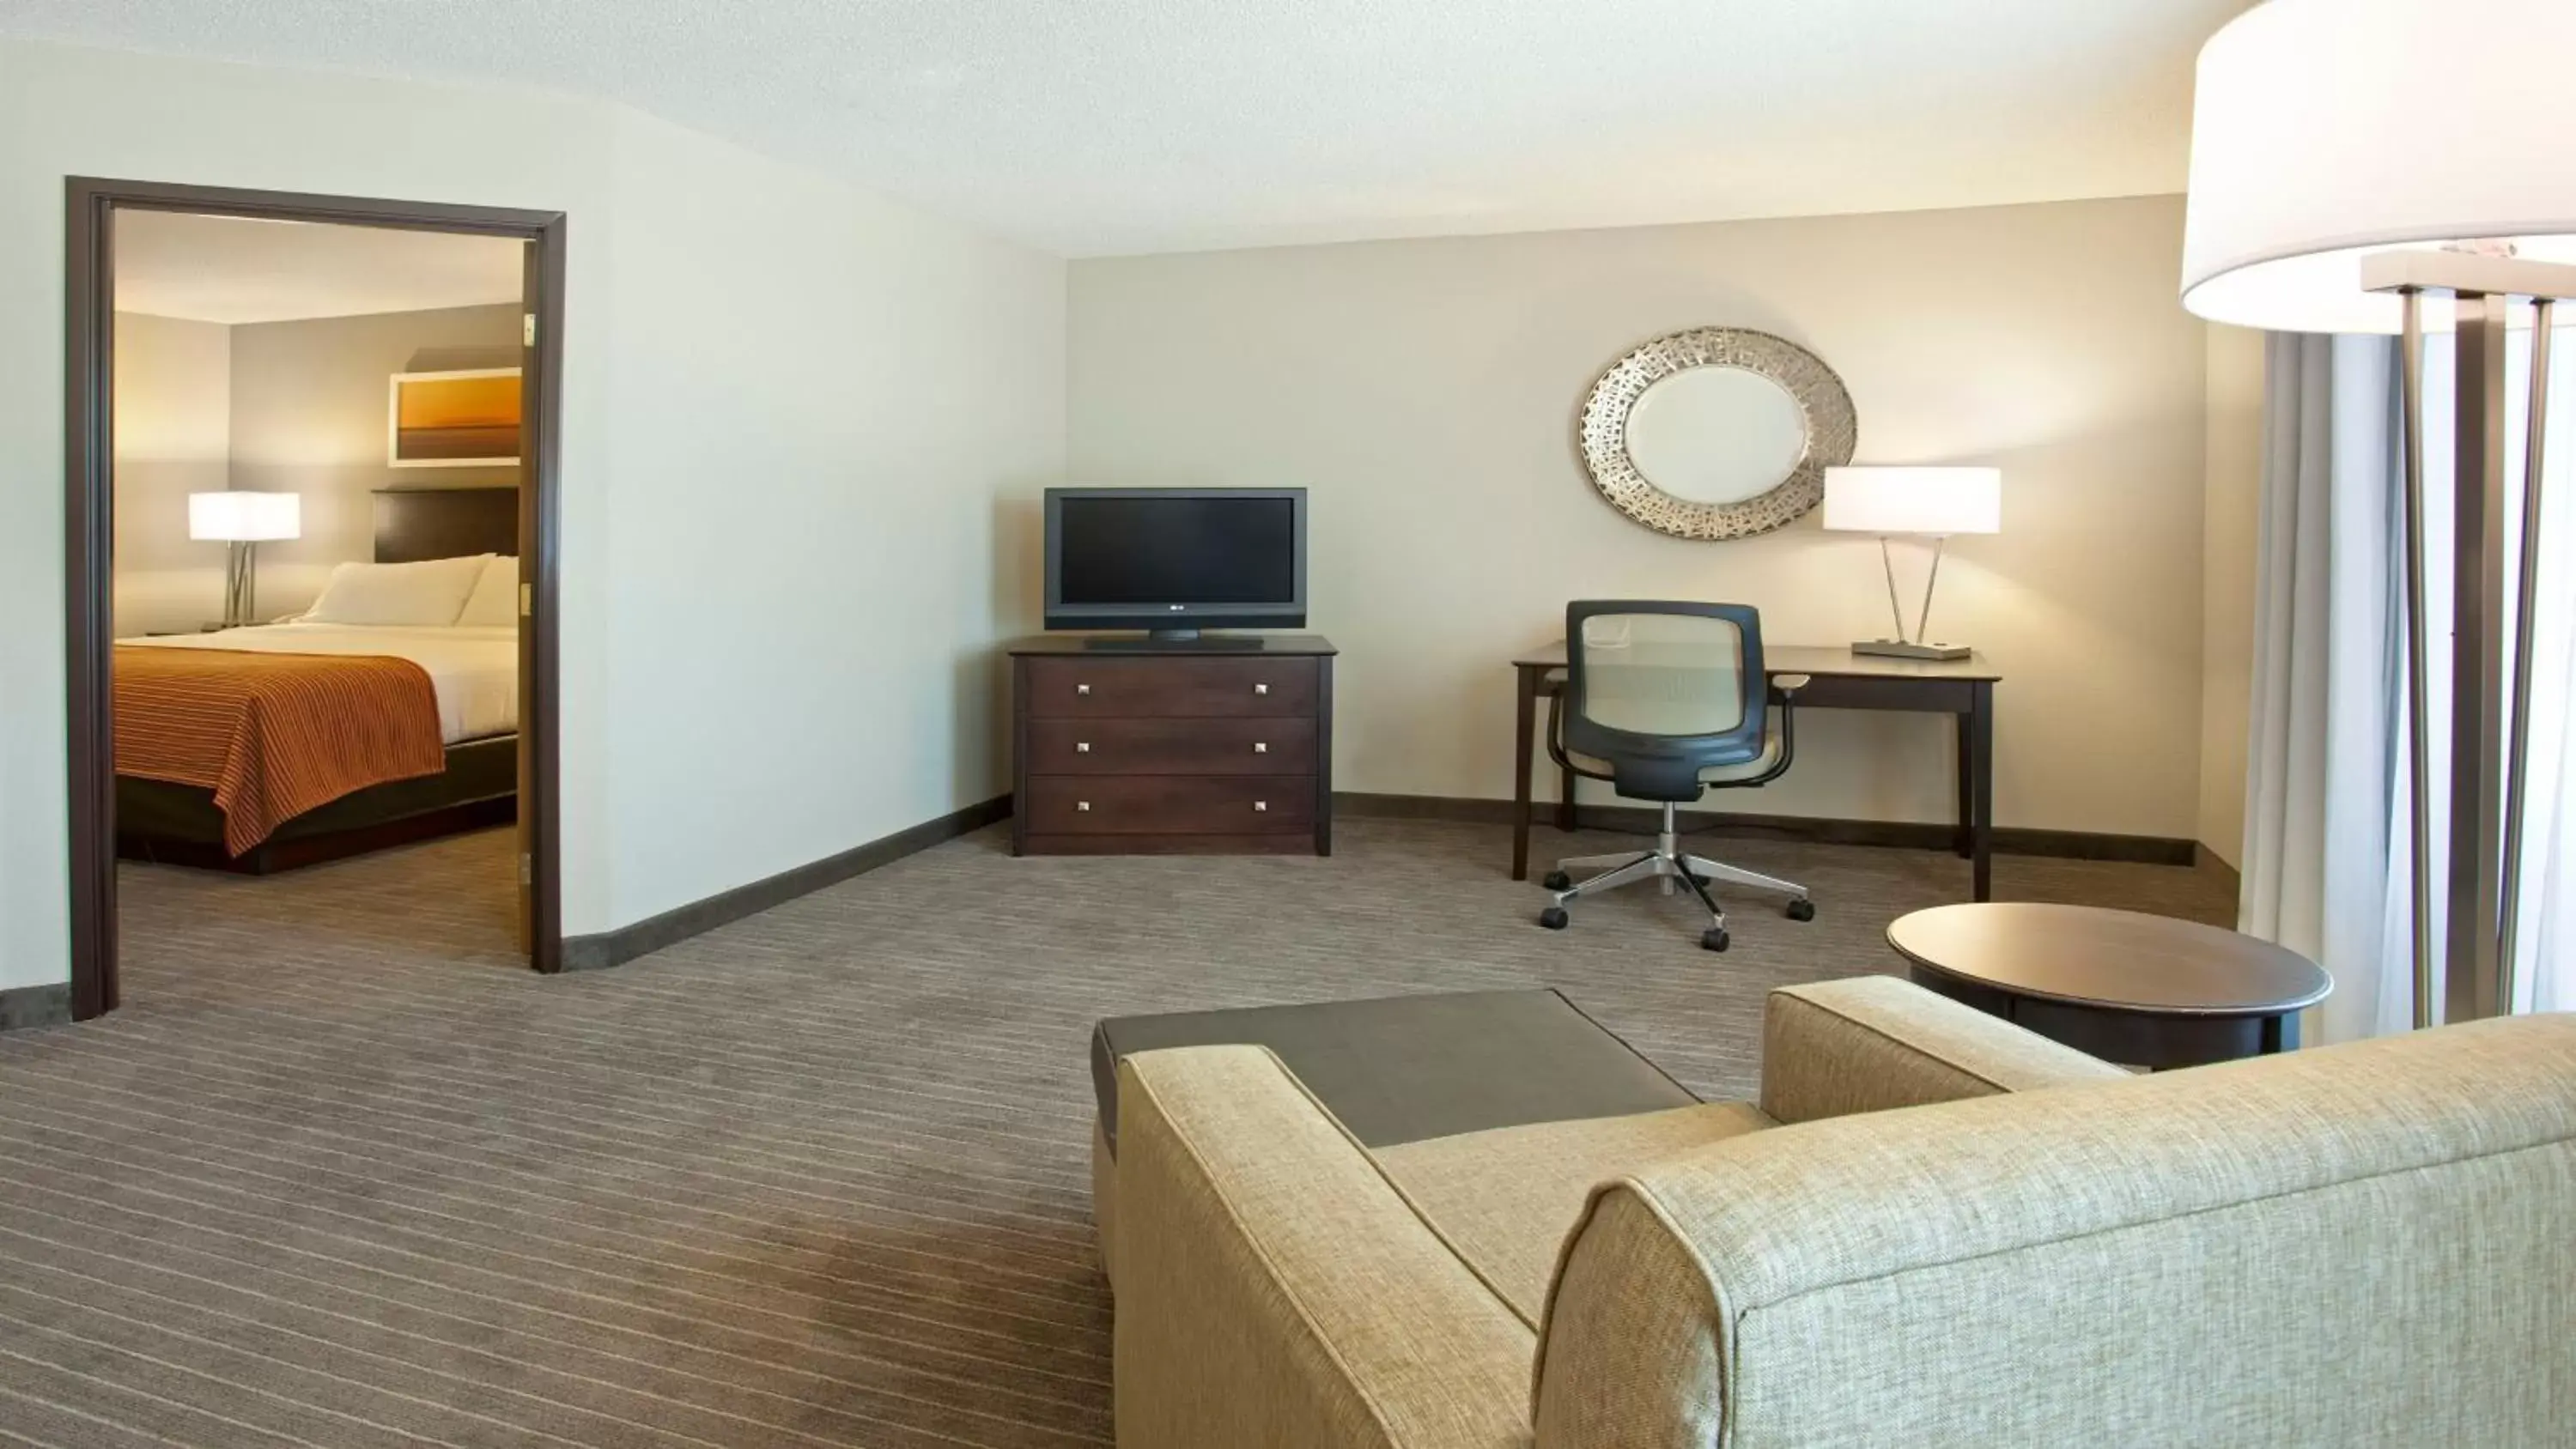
374;487;519;563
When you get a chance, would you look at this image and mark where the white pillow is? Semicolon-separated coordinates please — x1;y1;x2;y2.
301;555;491;627
456;555;521;627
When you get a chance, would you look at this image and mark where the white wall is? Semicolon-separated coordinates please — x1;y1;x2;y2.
594;111;1064;927
110;312;233;636
0;38;1063;991
1070;196;2210;838
2198;323;2265;871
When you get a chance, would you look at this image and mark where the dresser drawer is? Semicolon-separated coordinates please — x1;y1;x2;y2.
1022;775;1315;835
1025;718;1315;775
1022;656;1317;719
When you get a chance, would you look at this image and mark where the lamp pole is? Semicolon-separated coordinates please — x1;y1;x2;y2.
2366;252;2576;1025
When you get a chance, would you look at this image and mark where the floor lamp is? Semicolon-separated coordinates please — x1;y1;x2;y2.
2179;0;2576;1027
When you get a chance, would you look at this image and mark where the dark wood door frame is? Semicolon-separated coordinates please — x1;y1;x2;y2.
65;177;569;1019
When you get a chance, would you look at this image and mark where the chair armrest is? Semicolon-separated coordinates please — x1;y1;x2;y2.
1758;977;2127;1124
1114;1046;1534;1449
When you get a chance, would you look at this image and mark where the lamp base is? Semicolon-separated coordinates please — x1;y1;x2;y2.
1851;638;1971;662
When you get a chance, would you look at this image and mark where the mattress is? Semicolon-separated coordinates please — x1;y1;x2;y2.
118;622;518;744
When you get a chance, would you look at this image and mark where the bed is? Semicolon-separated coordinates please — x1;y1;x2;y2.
114;487;523;874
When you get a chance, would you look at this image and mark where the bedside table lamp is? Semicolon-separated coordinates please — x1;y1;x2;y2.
189;491;300;627
1821;466;2000;661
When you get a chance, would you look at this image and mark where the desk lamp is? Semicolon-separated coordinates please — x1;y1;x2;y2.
1820;466;2000;661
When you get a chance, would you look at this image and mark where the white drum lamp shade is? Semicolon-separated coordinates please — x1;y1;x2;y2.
2179;0;2576;334
1821;467;2001;537
188;491;301;542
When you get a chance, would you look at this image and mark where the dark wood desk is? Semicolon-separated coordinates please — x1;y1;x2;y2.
1887;903;2330;1067
1511;641;2001;899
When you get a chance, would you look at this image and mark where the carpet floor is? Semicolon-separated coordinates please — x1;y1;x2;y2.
0;818;2229;1447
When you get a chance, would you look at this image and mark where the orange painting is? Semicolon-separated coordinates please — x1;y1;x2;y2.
391;370;523;466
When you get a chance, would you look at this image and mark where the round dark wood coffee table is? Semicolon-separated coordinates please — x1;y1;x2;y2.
1886;903;2331;1069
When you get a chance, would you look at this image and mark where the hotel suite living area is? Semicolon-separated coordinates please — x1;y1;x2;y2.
3;3;2573;1447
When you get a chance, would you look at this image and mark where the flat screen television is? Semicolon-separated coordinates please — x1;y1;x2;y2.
1044;487;1307;640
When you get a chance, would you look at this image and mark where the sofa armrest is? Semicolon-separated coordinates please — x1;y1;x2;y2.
1538;1012;2576;1447
1114;1046;1534;1449
1758;976;2126;1124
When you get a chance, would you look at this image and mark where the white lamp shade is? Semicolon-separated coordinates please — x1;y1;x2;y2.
1821;467;2001;537
2180;0;2576;334
188;491;301;543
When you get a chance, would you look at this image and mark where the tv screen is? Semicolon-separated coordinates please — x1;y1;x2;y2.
1045;488;1306;634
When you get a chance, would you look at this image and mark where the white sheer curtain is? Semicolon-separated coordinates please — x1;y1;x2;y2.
2242;334;2409;1044
2243;321;2576;1041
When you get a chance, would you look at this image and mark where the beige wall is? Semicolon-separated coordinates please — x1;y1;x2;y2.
1069;196;2212;839
2198;324;2266;871
109;312;232;636
229;302;522;617
0;38;1065;991
110;302;522;636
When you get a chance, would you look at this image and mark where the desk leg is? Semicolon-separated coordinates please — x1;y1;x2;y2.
1512;667;1536;881
1967;681;1994;901
1953;712;1975;859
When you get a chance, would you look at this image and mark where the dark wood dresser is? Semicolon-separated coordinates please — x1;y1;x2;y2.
1009;635;1335;856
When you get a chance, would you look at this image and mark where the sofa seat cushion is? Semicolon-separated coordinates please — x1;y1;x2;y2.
1371;1101;1774;1325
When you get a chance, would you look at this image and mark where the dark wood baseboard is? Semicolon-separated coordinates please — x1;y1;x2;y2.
2194;844;2245;901
0;983;74;1033
1334;792;2199;867
559;795;1012;973
118;797;518;876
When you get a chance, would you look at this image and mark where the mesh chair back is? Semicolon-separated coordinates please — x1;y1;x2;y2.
1564;601;1769;801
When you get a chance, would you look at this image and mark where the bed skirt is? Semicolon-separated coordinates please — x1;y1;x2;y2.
118;734;519;875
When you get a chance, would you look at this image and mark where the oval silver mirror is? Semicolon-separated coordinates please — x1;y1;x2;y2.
1577;327;1856;539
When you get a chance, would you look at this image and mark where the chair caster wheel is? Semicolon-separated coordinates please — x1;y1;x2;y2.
1541;870;1572;891
1701;927;1730;952
1786;898;1816;922
1539;906;1570;931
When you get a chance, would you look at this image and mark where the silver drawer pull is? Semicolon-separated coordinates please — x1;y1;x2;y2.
1077;801;1091;812
1076;742;1091;753
1076;683;1091;696
1253;683;1269;695
1253;801;1268;812
1252;742;1267;754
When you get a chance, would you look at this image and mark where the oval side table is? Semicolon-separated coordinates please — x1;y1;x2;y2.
1886;903;2331;1070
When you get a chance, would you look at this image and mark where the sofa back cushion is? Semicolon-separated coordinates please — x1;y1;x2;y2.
1530;1012;2576;1447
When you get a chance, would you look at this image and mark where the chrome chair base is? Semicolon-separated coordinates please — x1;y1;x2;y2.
1539;804;1814;951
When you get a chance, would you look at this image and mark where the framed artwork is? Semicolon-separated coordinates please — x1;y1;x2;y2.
389;367;523;469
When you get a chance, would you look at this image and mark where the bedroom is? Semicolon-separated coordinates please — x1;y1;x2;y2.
106;209;539;973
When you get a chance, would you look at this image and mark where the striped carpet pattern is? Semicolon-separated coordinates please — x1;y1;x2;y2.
0;818;2230;1446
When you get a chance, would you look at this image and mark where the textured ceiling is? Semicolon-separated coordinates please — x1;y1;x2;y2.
3;0;2243;257
114;212;524;324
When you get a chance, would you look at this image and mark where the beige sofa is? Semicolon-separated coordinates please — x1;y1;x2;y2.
1103;976;2576;1447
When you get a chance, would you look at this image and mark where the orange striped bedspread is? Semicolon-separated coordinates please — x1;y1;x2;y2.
113;646;448;857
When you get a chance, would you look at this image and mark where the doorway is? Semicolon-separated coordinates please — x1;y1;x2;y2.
64;179;568;1019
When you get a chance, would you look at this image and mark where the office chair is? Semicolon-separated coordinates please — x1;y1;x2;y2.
1540;600;1814;952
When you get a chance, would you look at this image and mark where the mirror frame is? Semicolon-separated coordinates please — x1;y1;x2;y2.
1577;327;1857;540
